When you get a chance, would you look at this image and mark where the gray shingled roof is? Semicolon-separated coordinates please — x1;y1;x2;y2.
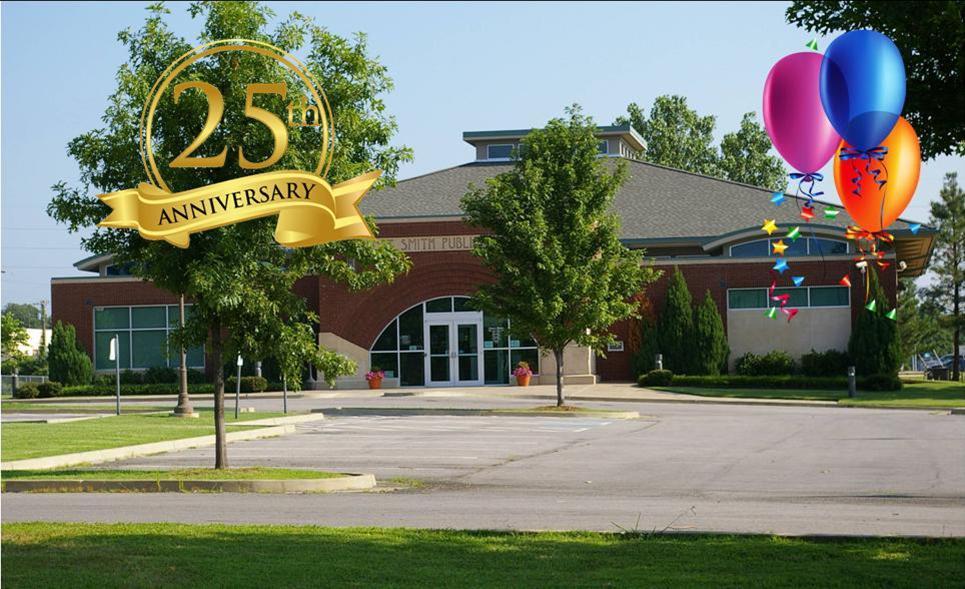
362;159;924;244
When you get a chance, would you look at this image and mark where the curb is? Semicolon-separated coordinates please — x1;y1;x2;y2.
1;473;376;494
0;425;296;471
231;413;326;427
314;407;641;419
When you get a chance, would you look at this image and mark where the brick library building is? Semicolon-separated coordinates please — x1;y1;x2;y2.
51;125;935;389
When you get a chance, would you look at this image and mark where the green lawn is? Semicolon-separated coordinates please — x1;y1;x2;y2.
1;402;172;413
1;412;285;462
2;523;962;588
1;467;341;481
654;380;964;409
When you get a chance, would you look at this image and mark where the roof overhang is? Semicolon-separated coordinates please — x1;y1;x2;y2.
73;253;112;273
462;124;645;152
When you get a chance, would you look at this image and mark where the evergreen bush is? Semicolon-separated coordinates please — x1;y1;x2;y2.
13;382;39;399
734;351;795;376
638;369;674;386
47;321;92;386
36;381;64;398
800;349;851;377
658;268;695;374
848;269;901;376
631;313;660;378
692;291;729;375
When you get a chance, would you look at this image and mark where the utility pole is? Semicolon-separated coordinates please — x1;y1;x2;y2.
38;299;48;362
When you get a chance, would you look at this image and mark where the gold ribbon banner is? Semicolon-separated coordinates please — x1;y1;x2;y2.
97;170;380;248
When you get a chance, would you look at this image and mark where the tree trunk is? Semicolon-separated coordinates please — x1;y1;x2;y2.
554;348;565;407
173;294;194;417
211;317;227;469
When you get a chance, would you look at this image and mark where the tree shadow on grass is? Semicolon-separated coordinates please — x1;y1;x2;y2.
2;524;963;588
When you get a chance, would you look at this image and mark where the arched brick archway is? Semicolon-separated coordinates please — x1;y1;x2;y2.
317;251;494;349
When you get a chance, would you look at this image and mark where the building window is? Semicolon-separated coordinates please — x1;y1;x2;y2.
598;140;609;155
729;237;849;257
369;296;539;387
486;144;515;160
727;286;850;310
104;263;132;276
809;286;850;307
93;304;204;371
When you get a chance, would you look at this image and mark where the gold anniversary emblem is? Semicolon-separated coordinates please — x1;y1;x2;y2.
98;39;378;248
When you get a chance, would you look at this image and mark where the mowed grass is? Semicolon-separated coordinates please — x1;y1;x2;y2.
1;467;342;481
1;412;284;461
3;523;963;588
655;380;964;409
1;402;172;413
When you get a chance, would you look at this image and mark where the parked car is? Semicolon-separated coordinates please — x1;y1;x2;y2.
939;354;964;371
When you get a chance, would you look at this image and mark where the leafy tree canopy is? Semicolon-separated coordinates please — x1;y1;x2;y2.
2;303;42;329
46;1;411;466
462;106;660;405
616;96;786;190
1;313;31;367
786;0;965;160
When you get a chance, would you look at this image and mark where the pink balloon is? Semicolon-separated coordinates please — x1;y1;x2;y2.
763;52;840;174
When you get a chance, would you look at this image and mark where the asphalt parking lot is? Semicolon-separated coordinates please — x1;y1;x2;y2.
4;399;964;536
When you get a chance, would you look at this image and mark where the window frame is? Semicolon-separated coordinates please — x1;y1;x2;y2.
486;143;516;161
726;286;851;311
728;237;849;257
92;304;205;371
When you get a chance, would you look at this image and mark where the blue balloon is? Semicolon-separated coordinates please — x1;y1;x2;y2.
820;30;905;151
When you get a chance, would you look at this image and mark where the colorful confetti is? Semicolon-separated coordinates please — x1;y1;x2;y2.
771;192;786;205
761;219;778;235
786;226;801;242
865;299;877;312
792;276;805;287
773;258;789;274
772;240;788;255
824;207;839;219
839;275;852;287
885;309;897;320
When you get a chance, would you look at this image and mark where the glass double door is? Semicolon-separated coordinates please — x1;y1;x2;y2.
426;318;483;386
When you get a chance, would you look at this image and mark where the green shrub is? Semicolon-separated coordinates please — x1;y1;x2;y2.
47;321;92;386
734;351;795;376
631;313;660;378
143;366;178;384
800;349;851;377
658;268;695;374
93;373;114;386
187;369;207;384
120;370;143;384
37;381;64;398
226;376;268;393
859;373;903;391
61;383;215;396
638;369;674;387
848;268;900;377
13;382;39;399
670;374;848;390
692;291;729;375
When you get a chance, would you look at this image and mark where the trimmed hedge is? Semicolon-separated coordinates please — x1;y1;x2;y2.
13;382;39;399
734;351;795;376
639;369;674;386
226;376;268;393
60;383;215;397
636;373;902;392
37;381;64;398
800;349;851;377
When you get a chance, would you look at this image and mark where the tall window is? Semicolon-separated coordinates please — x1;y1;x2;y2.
93;305;204;370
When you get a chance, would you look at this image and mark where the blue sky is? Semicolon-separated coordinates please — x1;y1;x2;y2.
2;1;962;306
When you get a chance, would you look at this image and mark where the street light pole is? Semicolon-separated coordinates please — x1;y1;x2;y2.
235;355;243;419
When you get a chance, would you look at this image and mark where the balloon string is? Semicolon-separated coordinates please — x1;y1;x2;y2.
790;174;827;282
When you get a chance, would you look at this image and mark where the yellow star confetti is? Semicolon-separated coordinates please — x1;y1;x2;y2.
761;219;778;235
772;239;788;255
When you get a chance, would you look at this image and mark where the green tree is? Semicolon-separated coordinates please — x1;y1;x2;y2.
617;98;785;188
848;269;901;376
1;313;30;371
923;172;965;380
2;303;42;328
462;107;660;406
692;291;729;375
47;321;93;386
718;113;786;189
658;268;695;374
786;1;964;160
617;96;719;176
46;2;411;468
898;278;953;368
631;312;660;378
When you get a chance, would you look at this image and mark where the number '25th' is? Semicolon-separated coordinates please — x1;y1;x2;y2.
169;81;321;170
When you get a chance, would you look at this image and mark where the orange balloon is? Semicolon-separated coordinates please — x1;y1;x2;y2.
833;116;920;232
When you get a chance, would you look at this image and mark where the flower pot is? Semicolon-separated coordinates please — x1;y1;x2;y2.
368;378;382;390
515;374;531;387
